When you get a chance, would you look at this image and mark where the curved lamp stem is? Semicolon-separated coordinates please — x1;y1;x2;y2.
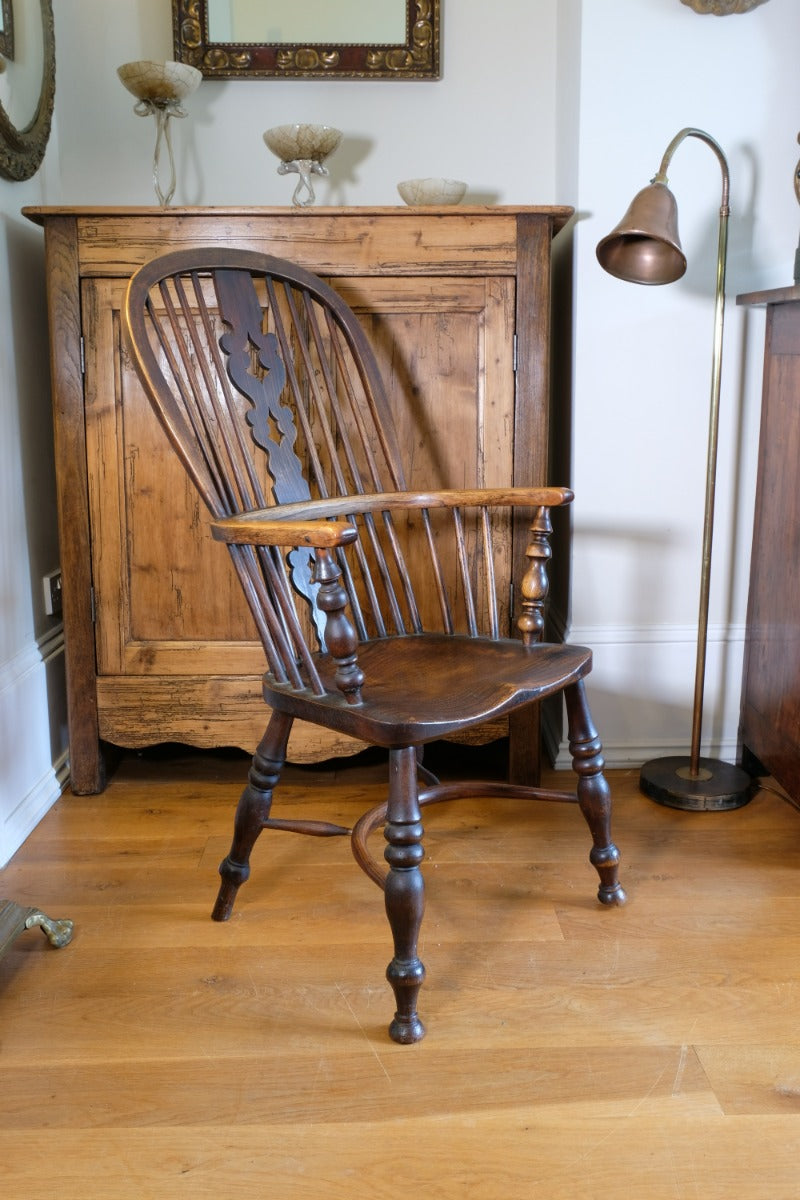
658;130;730;778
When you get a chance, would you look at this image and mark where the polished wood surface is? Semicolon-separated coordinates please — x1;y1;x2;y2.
122;248;622;1041
26;206;571;794
1;750;798;1197
737;289;800;799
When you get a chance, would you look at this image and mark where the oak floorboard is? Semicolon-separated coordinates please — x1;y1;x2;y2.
1;750;799;1197
2;1116;800;1200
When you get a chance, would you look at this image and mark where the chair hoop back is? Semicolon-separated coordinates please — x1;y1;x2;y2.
124;248;517;688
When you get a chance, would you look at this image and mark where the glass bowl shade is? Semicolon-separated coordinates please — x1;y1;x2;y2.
263;124;342;163
117;60;201;105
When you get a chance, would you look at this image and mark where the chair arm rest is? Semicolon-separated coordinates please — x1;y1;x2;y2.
210;485;573;544
210;515;359;548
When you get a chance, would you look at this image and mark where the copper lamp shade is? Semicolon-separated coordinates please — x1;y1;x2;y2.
596;182;686;285
596;127;752;812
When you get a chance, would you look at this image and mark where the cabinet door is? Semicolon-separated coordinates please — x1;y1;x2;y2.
82;273;516;751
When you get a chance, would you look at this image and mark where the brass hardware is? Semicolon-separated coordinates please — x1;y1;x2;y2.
1;899;73;959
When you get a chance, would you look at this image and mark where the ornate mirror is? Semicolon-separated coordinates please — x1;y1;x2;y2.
172;0;440;80
0;0;56;181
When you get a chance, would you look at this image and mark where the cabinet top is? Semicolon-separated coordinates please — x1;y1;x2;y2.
737;283;800;307
24;205;575;278
23;203;574;233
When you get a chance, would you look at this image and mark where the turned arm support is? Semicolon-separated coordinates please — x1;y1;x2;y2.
517;506;557;647
211;513;364;705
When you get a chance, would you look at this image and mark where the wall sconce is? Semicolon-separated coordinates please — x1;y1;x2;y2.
596;127;753;811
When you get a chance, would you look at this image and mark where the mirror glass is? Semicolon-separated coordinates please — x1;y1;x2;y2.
173;0;440;80
208;1;406;45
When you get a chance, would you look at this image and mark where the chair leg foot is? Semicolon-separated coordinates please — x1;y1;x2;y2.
591;843;626;906
212;711;293;922
565;682;626;907
384;747;426;1043
387;979;426;1044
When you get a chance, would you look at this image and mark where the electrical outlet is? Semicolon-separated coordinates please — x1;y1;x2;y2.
43;569;62;617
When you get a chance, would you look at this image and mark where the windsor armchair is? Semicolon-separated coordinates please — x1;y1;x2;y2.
122;247;625;1043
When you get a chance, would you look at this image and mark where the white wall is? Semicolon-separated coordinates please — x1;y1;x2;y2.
566;0;800;765
3;0;800;863
52;0;559;207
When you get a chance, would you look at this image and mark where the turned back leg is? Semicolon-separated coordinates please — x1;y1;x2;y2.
212;710;293;922
564;681;626;906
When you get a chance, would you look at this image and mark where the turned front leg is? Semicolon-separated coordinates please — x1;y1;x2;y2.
564;681;626;906
212;710;293;921
384;747;426;1043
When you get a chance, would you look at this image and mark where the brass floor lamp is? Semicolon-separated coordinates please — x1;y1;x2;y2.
596;127;753;810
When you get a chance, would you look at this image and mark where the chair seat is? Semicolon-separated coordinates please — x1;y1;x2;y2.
264;634;592;747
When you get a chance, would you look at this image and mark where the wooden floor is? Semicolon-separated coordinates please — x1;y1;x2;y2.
2;743;800;1198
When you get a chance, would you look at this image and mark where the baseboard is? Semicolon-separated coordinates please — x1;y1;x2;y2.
565;620;745;644
546;729;742;771
0;627;69;867
544;620;746;771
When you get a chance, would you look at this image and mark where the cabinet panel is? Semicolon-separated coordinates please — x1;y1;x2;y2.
83;273;515;696
84;278;260;677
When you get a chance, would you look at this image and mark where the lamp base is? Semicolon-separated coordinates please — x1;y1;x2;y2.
639;755;754;811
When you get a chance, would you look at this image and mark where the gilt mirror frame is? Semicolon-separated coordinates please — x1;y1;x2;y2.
172;0;440;80
0;0;56;181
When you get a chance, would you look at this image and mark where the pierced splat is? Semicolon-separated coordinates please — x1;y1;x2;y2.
214;268;306;504
214;267;323;638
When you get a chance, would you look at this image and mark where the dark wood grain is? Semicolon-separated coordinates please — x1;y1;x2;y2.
737;292;800;799
120;248;624;1043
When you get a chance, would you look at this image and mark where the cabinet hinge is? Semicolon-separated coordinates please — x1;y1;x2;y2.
512;333;518;373
80;336;86;375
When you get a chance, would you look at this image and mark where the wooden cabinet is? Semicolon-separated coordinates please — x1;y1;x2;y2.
737;285;800;799
25;206;572;793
